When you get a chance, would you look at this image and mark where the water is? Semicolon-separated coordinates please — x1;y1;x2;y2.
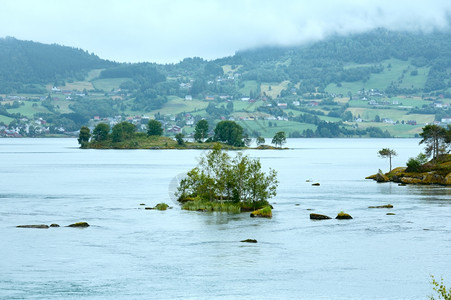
0;138;450;299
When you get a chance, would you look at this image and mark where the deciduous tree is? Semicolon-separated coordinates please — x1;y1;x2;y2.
92;123;110;142
112;122;135;142
194;119;209;142
272;131;286;148
213;120;244;147
78;126;91;148
147;119;163;136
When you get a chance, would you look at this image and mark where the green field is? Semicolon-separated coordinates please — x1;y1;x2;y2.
91;78;131;91
145;96;209;116
239;80;258;97
8;101;51;118
237;120;316;137
356;122;424;138
347;107;434;123
0;115;14;124
325;59;429;95
261;81;289;98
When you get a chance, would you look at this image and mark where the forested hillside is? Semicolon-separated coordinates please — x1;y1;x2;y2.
1;29;451;138
0;37;115;93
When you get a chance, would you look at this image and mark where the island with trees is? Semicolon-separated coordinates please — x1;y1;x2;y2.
367;125;451;185
78;119;286;150
175;144;277;217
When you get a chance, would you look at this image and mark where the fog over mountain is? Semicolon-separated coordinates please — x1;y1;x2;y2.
1;0;451;63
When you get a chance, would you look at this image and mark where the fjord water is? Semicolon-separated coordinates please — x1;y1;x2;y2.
0;138;450;299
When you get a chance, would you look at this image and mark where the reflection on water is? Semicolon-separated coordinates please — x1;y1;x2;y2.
0;138;450;299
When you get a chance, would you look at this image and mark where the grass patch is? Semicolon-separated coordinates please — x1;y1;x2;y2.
62;81;94;91
261;81;290;98
0;115;14;124
239;80;258;97
237;120;316;137
182;200;242;214
8;101;51;118
91;78;131;91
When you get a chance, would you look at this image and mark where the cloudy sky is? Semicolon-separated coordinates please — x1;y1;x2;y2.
1;0;451;63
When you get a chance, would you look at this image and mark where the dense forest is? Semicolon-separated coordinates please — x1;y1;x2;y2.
0;37;115;93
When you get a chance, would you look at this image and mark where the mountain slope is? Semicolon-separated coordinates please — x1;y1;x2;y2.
0;37;115;93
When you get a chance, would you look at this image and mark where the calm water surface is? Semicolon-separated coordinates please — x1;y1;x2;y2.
0;138;450;299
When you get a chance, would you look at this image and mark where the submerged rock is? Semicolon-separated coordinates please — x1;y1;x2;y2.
50;224;60;227
386;213;396;215
311;183;320;186
335;212;353;220
240;239;257;243
368;204;393;209
16;224;49;229
67;222;90;228
310;213;331;220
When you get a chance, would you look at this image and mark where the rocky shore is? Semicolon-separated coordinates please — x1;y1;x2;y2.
366;164;451;186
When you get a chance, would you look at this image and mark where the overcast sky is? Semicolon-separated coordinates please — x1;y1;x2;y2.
1;0;451;63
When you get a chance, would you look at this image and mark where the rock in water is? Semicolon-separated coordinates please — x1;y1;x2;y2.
368;204;393;209
376;172;389;183
50;224;60;227
155;203;169;210
310;213;331;220
250;206;272;218
67;222;90;228
335;212;353;219
16;224;49;229
240;239;258;243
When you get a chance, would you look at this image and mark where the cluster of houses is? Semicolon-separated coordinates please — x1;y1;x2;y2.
0;117;69;137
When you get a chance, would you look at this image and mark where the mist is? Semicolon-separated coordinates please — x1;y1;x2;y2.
1;0;451;63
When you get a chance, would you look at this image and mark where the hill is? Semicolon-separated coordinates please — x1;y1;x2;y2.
0;37;115;93
1;29;450;138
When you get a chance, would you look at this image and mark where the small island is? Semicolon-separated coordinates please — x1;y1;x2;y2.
367;125;451;186
78;119;287;150
175;145;277;215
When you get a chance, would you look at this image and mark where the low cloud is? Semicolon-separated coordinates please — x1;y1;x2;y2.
1;0;450;63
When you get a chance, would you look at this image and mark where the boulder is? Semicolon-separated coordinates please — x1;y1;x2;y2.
401;177;422;184
365;174;377;180
155;203;169;210
335;212;353;220
376;172;390;183
368;204;393;209
250;206;272;218
67;222;90;228
445;173;451;185
240;239;257;243
310;213;331;220
16;224;49;229
50;224;60;227
386;213;396;215
311;183;320;186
